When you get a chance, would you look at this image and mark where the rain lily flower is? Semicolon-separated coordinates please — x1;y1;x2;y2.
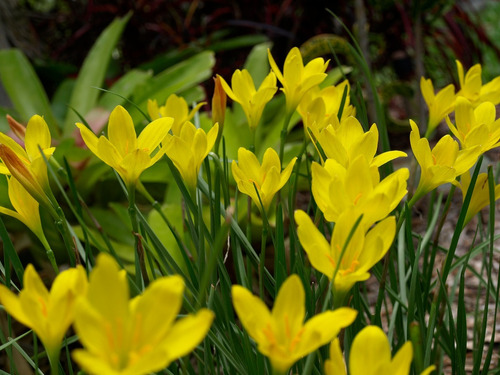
0;264;87;369
164;121;218;190
147;94;205;135
446;97;500;153
218;70;277;131
311;155;408;228
325;326;435;375
0;145;56;216
77;105;173;189
0;115;56;210
0;114;55;176
232;274;357;374
297;80;355;138
268;47;329;112
0;176;50;250
420;77;455;136
231;147;297;211
316;117;406;168
295;209;395;304
453;171;500;225
72;253;214;375
409;120;481;206
456;60;500;106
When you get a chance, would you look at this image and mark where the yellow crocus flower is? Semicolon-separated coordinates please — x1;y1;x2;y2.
446;97;500;152
147;94;205;135
0;264;87;367
420;77;455;136
0;114;56;210
231;147;296;211
72;253;214;375
232;274;357;374
268;47;329;112
311;156;408;228
325;326;435;375
164;121;219;190
297;80;355;138
218;70;277;130
456;60;500;106
77;105;173;189
295;209;395;301
453;171;500;225
0;176;49;249
409;120;481;205
316;117;407;168
0;114;55;176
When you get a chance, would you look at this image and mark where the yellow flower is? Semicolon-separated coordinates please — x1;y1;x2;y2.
231;147;297;211
456;60;500;106
316;117;407;168
0;114;55;176
218;70;277;130
311;156;408;228
147;94;205;135
420;77;455;136
325;326;435;375
164;121;219;190
72;253;214;375
232;274;357;374
0;264;87;363
0;145;56;216
409;120;481;205
446;97;500;152
297;80;355;138
0;176;49;249
453;171;500;225
295;210;395;299
77;105;173;189
0;114;56;209
268;47;329;112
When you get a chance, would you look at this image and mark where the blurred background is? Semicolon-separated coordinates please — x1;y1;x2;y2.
1;0;500;114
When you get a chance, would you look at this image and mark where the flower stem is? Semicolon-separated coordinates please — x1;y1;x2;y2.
47;348;60;375
278;110;294;163
127;184;147;288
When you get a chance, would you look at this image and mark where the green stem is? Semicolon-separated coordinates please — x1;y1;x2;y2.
278;111;294;162
259;218;269;299
55;207;76;267
47;348;60;375
127;184;147;288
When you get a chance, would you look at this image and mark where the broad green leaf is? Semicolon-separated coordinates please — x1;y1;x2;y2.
63;13;131;135
97;69;152;110
244;42;272;88
127;51;215;123
0;49;59;135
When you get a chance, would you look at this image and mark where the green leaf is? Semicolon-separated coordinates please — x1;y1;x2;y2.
127;51;215;123
63;13;131;135
0;49;59;135
97;69;153;110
